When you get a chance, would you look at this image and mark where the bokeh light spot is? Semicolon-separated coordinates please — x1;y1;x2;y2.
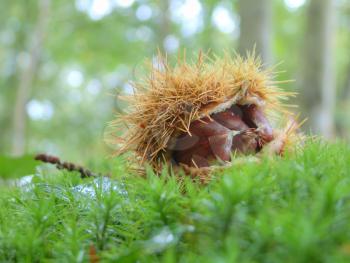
284;0;306;10
26;100;54;121
67;70;84;88
212;6;236;34
136;4;152;21
115;0;134;8
163;35;179;53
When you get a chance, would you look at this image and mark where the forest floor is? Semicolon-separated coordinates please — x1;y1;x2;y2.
1;140;350;262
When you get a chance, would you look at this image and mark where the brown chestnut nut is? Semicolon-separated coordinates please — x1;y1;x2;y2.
240;104;274;143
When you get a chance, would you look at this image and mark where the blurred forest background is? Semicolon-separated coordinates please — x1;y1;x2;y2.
0;0;349;162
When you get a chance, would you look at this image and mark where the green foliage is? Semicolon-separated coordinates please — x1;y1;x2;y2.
0;155;40;179
1;140;350;262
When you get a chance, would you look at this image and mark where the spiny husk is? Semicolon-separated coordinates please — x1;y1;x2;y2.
110;51;296;172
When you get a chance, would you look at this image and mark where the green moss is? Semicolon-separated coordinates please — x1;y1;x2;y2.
0;140;350;262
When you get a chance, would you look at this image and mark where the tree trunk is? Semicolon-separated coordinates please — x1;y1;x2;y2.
238;0;273;65
343;65;350;100
11;0;50;156
300;0;336;138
